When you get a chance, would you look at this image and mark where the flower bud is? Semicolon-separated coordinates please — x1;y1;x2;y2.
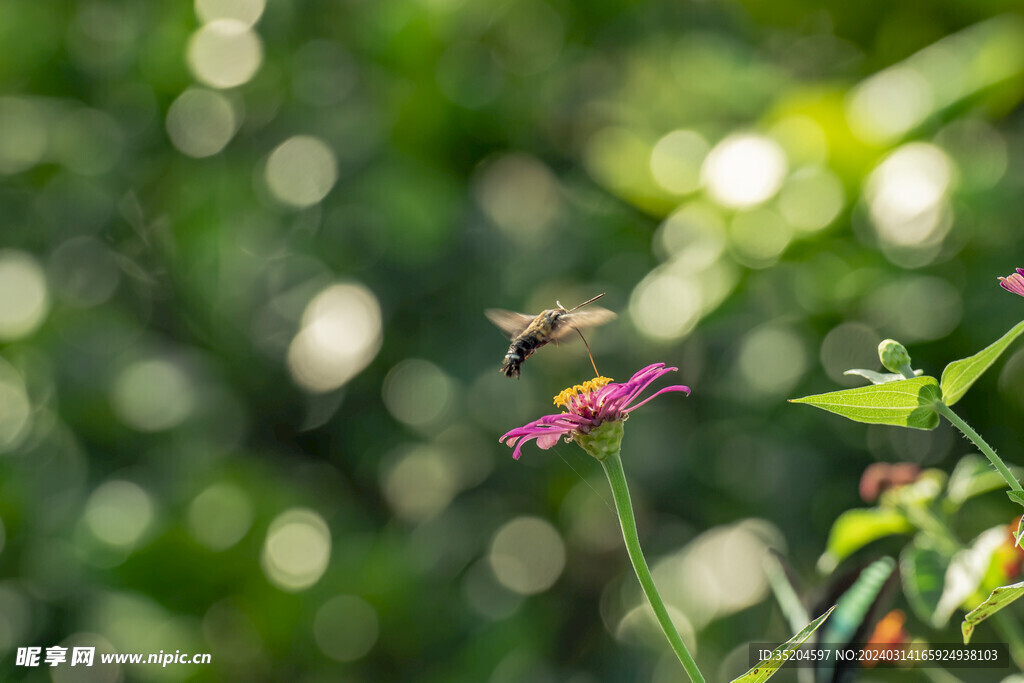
878;339;912;375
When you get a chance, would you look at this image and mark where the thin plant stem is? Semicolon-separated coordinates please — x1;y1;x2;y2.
993;611;1024;669
932;402;1023;494
600;451;706;683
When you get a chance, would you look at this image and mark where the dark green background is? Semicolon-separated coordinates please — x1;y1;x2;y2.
2;0;1024;680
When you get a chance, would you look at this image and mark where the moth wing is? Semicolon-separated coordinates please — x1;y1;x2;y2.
485;309;535;339
550;307;617;340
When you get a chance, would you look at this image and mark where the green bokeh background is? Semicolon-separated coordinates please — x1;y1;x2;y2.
2;0;1024;680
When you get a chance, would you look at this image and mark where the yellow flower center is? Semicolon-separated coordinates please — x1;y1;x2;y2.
553;376;614;407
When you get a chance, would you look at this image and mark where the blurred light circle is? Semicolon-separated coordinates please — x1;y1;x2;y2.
820;322;881;384
48;236;120;307
382;359;454;428
0;585;32;654
436;42;504;109
51;108;123;176
0;359;32;453
702;134;787;209
195;0;266;27
488;516;566;595
867;143;953;246
264;135;338;208
865;276;961;343
936;118;1008;191
0;250;50;341
629;270;702;341
111;359;195;431
728;209;792;268
0;97;48;174
652;520;776;627
649;130;709;195
203;600;263;664
654;203;726;268
166;87;238;158
462;558;523;620
382;445;459;522
583;127;653;200
737;325;807;397
188;483;254;550
615;602;695;653
287;282;382;393
474;153;561;239
847;66;933;145
769;116;828;166
777;166;845;232
51;633;120;683
999;347;1024;414
84;480;155;547
261;508;332;591
492;0;564;75
291;40;357;107
67;2;138;77
187;19;263;89
313;595;379;662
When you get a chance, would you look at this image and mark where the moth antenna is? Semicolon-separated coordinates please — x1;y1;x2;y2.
573;326;601;377
567;292;605;312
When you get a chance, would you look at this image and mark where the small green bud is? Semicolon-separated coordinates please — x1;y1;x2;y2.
878;339;912;374
573;420;625;461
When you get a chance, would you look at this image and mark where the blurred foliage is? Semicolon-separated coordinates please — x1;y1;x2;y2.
2;0;1024;681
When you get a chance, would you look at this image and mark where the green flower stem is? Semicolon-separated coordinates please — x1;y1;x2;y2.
600;451;706;683
932;402;1023;495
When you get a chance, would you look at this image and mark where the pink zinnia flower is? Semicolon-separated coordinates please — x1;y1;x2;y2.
999;268;1024;297
499;363;690;460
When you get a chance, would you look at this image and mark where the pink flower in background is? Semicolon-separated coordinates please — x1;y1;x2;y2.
999;268;1024;297
499;363;690;460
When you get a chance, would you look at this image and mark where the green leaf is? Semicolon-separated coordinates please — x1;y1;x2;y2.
817;508;912;573
901;537;952;627
844;368;924;384
1008;490;1024;506
816;558;897;683
947;455;1019;507
820;557;897;646
729;606;835;683
790;376;940;430
962;581;1024;643
941;320;1024;406
936;525;1009;624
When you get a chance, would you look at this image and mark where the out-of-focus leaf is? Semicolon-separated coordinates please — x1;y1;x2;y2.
940;321;1024;406
763;552;809;633
947;455;1020;507
817;557;897;683
729;606;835;683
820;557;897;646
844;368;923;384
962;581;1024;643
936;525;1009;624
818;509;911;573
790;376;940;430
901;537;952;627
881;468;946;508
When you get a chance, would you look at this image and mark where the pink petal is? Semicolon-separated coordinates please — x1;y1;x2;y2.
536;432;562;449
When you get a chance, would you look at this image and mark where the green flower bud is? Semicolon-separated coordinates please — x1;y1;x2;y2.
573;420;625;461
878;339;912;374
